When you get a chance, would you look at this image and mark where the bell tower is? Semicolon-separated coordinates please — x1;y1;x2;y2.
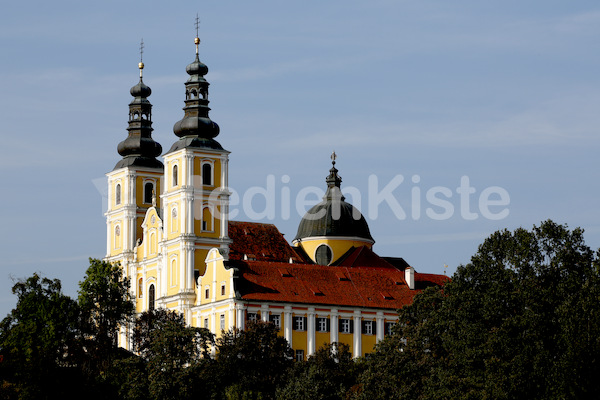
106;45;164;272
160;27;231;317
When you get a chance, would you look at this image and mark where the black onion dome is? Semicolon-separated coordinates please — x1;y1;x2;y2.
114;63;163;171
168;37;223;153
130;79;151;98
186;56;209;76
293;159;374;243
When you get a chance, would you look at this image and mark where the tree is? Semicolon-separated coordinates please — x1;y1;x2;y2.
277;342;360;400
78;258;135;376
0;274;81;400
215;320;294;399
132;309;215;400
356;220;600;399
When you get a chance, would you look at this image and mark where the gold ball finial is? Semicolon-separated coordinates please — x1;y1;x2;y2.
139;62;144;70
195;37;200;45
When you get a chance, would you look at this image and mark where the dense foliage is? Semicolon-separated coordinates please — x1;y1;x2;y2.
354;220;600;399
2;221;600;399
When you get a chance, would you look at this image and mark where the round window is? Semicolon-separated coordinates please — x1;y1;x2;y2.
315;244;332;266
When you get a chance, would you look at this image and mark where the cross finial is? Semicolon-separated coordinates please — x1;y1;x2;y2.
331;151;337;165
138;38;145;78
140;38;144;63
194;14;201;54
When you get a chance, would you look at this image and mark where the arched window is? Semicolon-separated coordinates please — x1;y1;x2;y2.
172;165;178;187
138;278;143;298
315;244;333;266
115;183;121;205
202;206;213;231
170;259;177;287
144;182;154;204
148;284;155;311
202;163;212;185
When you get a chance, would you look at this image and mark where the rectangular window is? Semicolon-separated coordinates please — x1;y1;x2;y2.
205;288;210;299
247;312;259;322
295;349;304;362
220;314;225;331
221;284;226;296
362;320;375;335
384;322;396;336
293;316;306;331
204;318;209;329
269;314;281;329
317;317;329;332
339;318;353;334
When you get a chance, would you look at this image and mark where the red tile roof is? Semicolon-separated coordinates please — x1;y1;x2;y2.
227;220;449;309
228;221;304;263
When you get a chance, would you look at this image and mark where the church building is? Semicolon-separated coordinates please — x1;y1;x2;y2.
105;32;448;359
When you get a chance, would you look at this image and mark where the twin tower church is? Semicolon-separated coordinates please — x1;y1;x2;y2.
105;33;447;359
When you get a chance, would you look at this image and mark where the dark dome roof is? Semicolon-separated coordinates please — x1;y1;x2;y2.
293;192;374;243
293;159;374;243
130;79;151;98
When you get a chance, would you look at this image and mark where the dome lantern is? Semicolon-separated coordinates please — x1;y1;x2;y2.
293;154;374;265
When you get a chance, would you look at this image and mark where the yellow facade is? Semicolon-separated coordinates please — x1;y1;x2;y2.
105;41;417;359
297;237;373;265
107;145;398;357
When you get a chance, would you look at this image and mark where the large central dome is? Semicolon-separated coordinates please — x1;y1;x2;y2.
292;155;374;265
293;192;373;243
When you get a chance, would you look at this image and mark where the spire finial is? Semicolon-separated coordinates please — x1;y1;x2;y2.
138;39;145;78
194;14;200;54
326;151;342;190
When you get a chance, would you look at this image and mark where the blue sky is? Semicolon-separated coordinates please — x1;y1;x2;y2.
2;0;600;318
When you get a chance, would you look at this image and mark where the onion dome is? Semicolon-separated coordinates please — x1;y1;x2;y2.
168;35;223;153
114;58;163;170
293;153;374;244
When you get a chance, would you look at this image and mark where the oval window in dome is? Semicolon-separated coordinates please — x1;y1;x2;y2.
315;244;333;266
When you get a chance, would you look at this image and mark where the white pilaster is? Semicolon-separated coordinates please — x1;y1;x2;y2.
261;305;269;322
353;311;362;358
307;308;316;356
376;312;385;342
330;310;339;344
284;306;293;344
